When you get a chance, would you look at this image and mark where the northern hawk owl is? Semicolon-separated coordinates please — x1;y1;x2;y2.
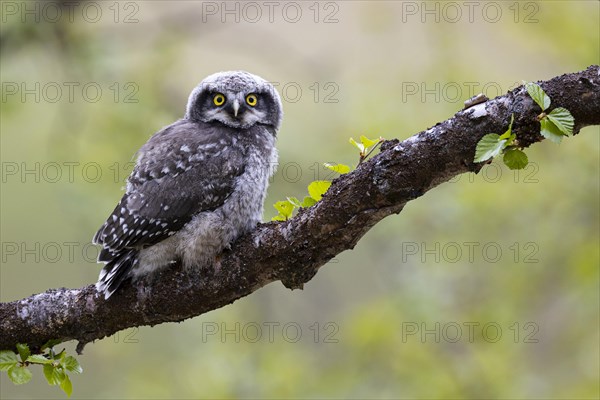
93;71;282;298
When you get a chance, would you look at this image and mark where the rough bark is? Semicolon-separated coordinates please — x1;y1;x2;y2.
1;65;599;354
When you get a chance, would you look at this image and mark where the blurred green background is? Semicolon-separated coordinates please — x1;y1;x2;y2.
1;1;598;398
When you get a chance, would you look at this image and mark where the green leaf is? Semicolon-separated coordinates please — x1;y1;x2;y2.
26;354;52;365
503;149;529;170
540;119;564;144
43;364;56;385
498;114;515;141
324;163;351;174
7;365;32;385
498;131;511;141
273;200;294;220
61;356;83;374
525;82;550;111
349;138;364;153
286;197;302;208
43;364;66;386
16;344;30;363
60;373;73;397
53;349;66;360
360;135;380;149
271;215;287;222
0;351;19;371
307;181;331;201
301;196;317;208
474;134;506;163
546;107;574;136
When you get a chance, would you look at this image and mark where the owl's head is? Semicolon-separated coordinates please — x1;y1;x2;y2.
185;71;283;131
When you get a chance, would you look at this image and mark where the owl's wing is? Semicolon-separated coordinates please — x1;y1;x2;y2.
93;120;245;260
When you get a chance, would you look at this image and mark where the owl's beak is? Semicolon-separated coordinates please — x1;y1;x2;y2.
232;99;240;117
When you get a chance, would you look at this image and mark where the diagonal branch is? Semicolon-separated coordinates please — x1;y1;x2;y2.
1;66;599;354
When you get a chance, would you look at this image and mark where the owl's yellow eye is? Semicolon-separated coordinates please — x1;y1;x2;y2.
213;93;226;106
245;94;258;107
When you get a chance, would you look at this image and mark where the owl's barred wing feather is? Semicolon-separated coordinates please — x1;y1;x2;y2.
96;249;138;297
93;120;246;257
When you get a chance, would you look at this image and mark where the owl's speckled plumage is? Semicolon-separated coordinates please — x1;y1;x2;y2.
93;71;282;299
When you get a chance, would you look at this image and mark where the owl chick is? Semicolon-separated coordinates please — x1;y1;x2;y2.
93;71;282;299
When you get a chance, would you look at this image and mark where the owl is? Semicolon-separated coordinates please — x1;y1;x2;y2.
93;71;282;299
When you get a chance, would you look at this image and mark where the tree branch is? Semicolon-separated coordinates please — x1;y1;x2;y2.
1;66;599;354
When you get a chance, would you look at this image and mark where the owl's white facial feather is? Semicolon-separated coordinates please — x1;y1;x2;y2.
201;91;268;129
184;71;283;130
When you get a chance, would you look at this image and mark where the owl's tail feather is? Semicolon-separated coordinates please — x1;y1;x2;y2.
96;249;138;299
